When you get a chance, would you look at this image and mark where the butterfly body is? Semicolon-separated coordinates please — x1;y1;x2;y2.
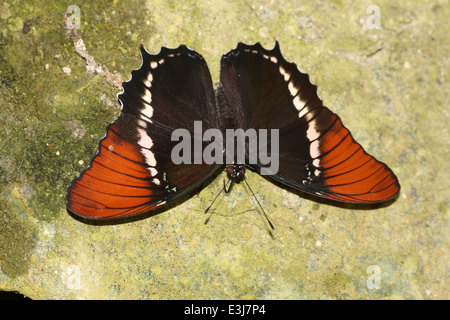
67;42;400;221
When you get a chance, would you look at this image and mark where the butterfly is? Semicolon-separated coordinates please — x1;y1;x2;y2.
66;42;400;221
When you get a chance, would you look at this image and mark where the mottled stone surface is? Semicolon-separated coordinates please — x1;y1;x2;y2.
0;0;448;299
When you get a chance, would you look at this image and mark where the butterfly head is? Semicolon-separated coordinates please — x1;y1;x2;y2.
226;164;246;182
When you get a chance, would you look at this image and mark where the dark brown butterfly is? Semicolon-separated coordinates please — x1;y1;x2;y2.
67;42;400;220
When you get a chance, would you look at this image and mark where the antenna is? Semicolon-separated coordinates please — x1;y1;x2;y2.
204;179;231;215
244;179;274;230
204;178;274;231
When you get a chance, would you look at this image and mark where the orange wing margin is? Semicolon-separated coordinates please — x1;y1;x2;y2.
67;121;166;220
315;107;400;203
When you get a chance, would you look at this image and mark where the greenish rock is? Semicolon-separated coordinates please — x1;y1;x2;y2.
0;0;448;299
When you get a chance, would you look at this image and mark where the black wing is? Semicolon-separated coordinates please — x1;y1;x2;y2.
67;45;221;219
219;42;400;203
